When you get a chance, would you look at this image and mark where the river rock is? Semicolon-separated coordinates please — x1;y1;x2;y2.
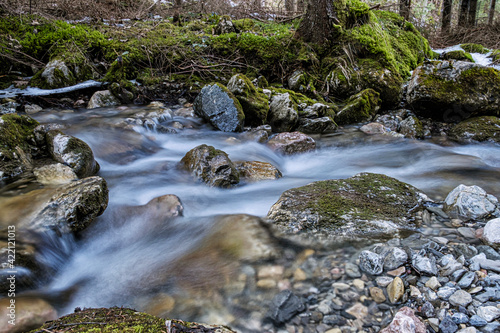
360;122;387;135
87;90;120;109
406;60;500;121
383;247;409;271
470;253;500;272
443;184;499;220
482;218;500;249
476;306;500;322
267;289;305;324
31;59;75;89
448;116;500;143
235;161;282;182
46;130;100;178
449;289;473;307
359;250;384;275
411;253;438;275
296;117;337;134
267;131;315;155
335;89;381;125
178;144;239;188
440;315;459;333
194;83;245;132
469;315;488;327
267;173;425;246
33;163;77;185
370;287;386;303
399;115;424;139
387;276;404;303
120;194;183;222
0;297;57;333
268;93;299;132
227;74;269;126
379;306;426;333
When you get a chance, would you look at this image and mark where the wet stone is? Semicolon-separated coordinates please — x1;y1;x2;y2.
476;305;500;322
345;262;361;278
457;271;475;288
267;290;305;324
383;247;408;271
359;250;384;275
369;286;386;303
451;312;469;324
440;315;459;333
387;277;404;304
469;314;488;327
420;301;436;318
449;290;473;307
451;269;467;282
412;253;438;275
425;276;442;290
376;276;393;288
476;245;500;260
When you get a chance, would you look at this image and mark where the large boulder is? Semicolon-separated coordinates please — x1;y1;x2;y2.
29;59;76;89
227;74;269;127
267;132;316;155
87;90;121;109
448;116;500;143
267;173;426;246
443;184;499;220
0;114;39;182
179;144;239;188
194;83;245;132
406;60;500;122
267;93;299;132
335;89;381;125
46;130;100;178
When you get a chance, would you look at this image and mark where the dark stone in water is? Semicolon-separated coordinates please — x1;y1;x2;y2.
267;290;305;324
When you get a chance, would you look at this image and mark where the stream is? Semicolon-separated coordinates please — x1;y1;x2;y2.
22;103;500;330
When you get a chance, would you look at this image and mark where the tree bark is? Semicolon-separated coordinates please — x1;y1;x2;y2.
399;0;411;21
295;0;336;44
488;0;497;24
297;0;307;13
285;0;295;13
441;0;452;32
458;0;470;26
467;0;478;26
173;0;182;24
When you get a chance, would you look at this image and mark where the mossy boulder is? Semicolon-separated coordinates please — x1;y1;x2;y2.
29;59;77;89
267;92;299;132
448;116;500;143
406;60;500;122
440;50;474;62
460;43;488;54
267;173;426;246
29;307;236;333
179;144;239;188
227;74;269;127
46;130;100;178
0;114;39;182
194;83;245;132
87;90;121;109
335;88;381;125
399;115;424;139
491;49;500;64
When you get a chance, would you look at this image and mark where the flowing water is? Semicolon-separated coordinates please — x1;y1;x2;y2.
24;105;500;323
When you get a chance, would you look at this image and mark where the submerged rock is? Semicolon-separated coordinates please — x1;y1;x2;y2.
267;290;305;324
406;60;500;122
194;83;245;132
179;144;239;188
267;173;425;246
267;131;315;155
235;161;282;182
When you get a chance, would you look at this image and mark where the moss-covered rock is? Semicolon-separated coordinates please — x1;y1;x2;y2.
335;88;381;125
406;60;500;121
399;115;424;139
460;43;488;54
179;144;239;188
194;83;245;132
267;92;299;132
440;50;474;62
227;74;269;127
29;307;236;333
448;116;500;143
267;173;426;246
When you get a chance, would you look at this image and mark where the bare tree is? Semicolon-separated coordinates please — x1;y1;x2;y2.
488;0;497;24
467;0;478;26
297;0;306;13
441;0;452;33
173;0;182;24
399;0;411;21
285;0;295;13
458;0;470;26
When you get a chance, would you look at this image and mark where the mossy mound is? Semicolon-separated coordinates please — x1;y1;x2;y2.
440;50;474;62
267;173;425;245
227;74;269;127
407;61;500;121
29;307;236;332
0;114;39;154
335;88;381;125
448;116;500;143
460;43;488;54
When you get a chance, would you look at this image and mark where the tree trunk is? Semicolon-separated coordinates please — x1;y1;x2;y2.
285;0;295;13
468;0;478;26
173;0;182;24
295;0;336;44
399;0;411;21
458;0;470;26
297;0;306;13
441;0;452;32
488;0;497;24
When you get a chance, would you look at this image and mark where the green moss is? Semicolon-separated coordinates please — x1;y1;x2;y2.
335;88;380;125
460;43;488;54
448;116;500;142
233;18;255;32
490;49;500;63
441;50;474;62
0;114;39;154
29;307;234;333
227;74;269;126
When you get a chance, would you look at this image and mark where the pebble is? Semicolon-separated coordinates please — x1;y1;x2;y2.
410;285;421;297
359;250;384;275
412;253;438;275
469;314;488;327
383;247;408;271
457;327;476;333
458;271;476;288
449;290;473;307
344;262;361;278
425;276;442;290
345;303;368;320
419;301;435;318
476;306;500;322
457;227;477;239
376;276;393;287
369;287;386;303
451;312;469;324
387;266;406;277
293;268;307;281
352;279;365;291
440;315;459;333
428;317;440;331
331;282;350;291
437;285;457;300
387;277;404;304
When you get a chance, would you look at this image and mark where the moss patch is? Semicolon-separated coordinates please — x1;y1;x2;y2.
335;88;381;125
460;43;488;54
448;116;500;143
0;114;39;154
441;50;474;62
29;307;235;332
